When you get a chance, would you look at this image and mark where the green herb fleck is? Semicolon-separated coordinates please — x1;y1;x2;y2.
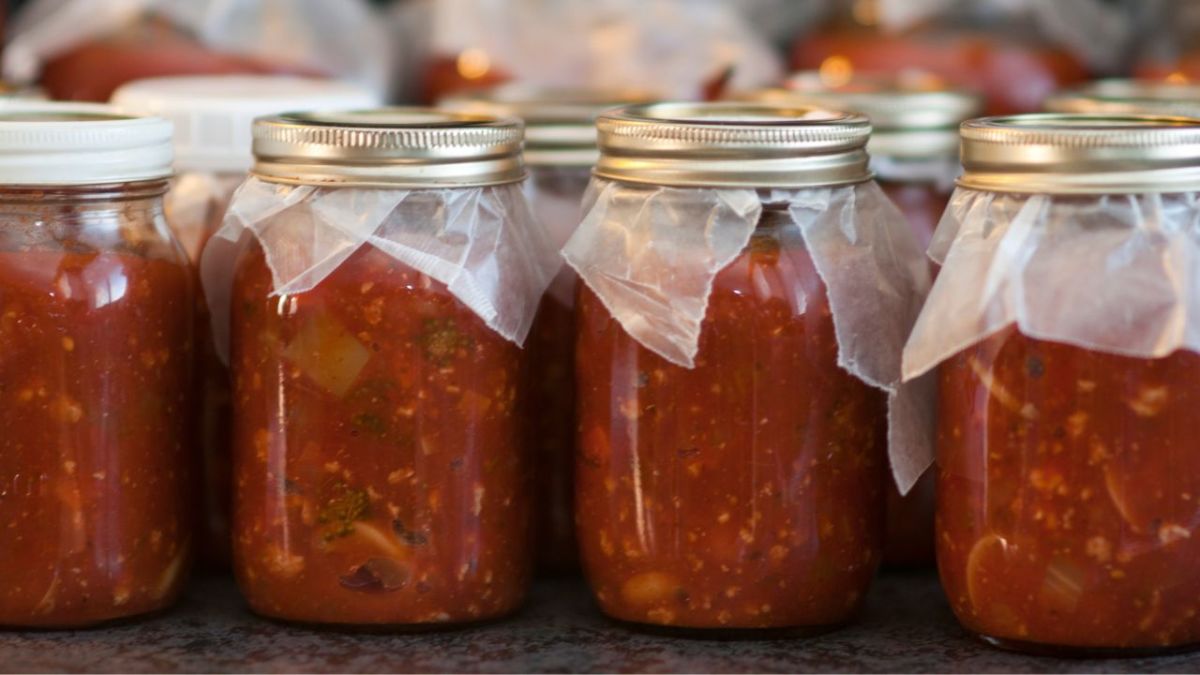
352;412;388;437
317;483;370;541
419;318;472;365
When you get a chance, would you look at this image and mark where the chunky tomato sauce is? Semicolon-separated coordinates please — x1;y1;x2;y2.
0;196;193;627
575;213;886;631
231;240;532;626
938;327;1200;651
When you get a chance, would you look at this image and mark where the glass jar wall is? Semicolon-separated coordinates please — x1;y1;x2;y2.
216;110;550;628
564;102;930;634
0;112;192;628
905;114;1200;655
575;205;888;631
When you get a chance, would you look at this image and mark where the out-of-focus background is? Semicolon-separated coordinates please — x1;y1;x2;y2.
0;0;1193;113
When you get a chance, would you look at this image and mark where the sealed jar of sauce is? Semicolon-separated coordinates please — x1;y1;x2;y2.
210;110;559;627
790;2;1088;115
564;103;931;633
111;75;378;570
0;109;193;628
444;85;654;574
1046;79;1200;118
905;114;1200;655
743;74;979;566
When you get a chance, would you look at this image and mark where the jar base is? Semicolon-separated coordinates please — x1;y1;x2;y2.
977;633;1200;659
606;615;850;641
0;603;177;631
245;604;523;634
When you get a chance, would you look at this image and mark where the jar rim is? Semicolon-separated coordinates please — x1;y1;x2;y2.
0;107;173;185
594;101;873;188
958;113;1200;194
251;108;526;188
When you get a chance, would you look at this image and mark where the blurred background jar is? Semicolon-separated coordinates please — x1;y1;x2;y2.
110;75;379;571
0;109;193;628
443;85;656;575
1046;79;1200;118
906;114;1200;655
787;0;1147;115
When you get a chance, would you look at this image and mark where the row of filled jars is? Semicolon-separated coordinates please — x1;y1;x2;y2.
1;74;1199;658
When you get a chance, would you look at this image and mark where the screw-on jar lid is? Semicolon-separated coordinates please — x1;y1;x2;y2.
111;75;380;174
1045;79;1200;118
958;114;1200;194
595;102;872;188
744;72;982;161
442;84;658;168
251;109;526;188
0;106;172;185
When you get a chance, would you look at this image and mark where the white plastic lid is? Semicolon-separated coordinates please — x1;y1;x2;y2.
111;75;381;174
0;105;173;185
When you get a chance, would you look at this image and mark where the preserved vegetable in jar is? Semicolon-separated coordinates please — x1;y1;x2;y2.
204;110;560;627
443;85;655;574
0;110;193;628
563;102;931;633
790;3;1088;115
111;75;378;570
1045;79;1200;119
741;74;980;565
905;114;1200;654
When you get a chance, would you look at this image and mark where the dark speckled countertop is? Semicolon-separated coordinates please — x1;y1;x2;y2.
1;572;1198;673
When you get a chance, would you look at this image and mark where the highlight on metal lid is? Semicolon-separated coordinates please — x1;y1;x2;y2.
740;70;982;160
441;84;658;167
958;113;1200;194
0;106;173;185
251;108;526;188
594;101;873;188
1044;79;1200;118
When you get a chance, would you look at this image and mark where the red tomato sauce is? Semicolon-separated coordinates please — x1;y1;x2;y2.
230;240;532;626
0;247;193;628
937;327;1200;651
574;214;887;631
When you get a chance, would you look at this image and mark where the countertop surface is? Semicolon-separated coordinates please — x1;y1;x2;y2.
1;572;1198;673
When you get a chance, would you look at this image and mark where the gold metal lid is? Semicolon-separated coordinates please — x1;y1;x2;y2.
1045;79;1200;118
958;114;1200;194
740;72;982;160
441;85;657;168
252;109;525;188
595;102;872;188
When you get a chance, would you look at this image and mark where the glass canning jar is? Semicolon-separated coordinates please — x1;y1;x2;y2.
566;102;929;634
904;114;1200;655
221;110;549;628
0;110;193;628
